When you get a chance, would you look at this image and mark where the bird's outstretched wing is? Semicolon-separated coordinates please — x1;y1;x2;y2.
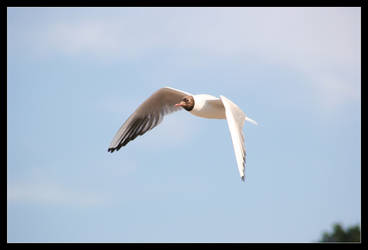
108;87;192;152
220;95;246;181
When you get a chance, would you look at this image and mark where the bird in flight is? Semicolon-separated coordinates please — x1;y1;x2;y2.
108;87;257;181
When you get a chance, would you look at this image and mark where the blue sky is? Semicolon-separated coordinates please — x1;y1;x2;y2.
7;7;361;243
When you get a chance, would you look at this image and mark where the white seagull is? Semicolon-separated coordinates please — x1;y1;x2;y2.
108;87;257;181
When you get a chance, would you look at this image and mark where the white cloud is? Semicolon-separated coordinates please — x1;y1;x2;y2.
307;70;360;110
9;7;360;108
47;20;120;55
7;159;132;207
20;8;359;61
7;181;108;206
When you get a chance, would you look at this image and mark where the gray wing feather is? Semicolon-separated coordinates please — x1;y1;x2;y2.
108;87;191;152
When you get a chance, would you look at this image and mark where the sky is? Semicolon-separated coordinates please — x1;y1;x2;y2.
7;7;361;243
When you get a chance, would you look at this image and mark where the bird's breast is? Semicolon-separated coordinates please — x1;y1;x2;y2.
190;94;226;119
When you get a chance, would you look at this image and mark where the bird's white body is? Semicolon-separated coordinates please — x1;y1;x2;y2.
190;94;226;119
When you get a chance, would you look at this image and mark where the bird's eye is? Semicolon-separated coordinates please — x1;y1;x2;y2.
183;98;188;102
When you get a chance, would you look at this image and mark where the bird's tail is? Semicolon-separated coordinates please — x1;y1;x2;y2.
245;116;258;126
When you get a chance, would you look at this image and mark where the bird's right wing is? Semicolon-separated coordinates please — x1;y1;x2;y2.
108;87;192;152
220;95;246;181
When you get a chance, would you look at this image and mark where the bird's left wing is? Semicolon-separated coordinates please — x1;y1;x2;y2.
108;87;192;152
220;95;246;181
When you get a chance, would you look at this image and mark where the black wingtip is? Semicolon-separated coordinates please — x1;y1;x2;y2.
241;176;245;182
108;148;115;153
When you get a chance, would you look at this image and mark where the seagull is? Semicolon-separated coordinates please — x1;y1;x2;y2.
108;87;257;181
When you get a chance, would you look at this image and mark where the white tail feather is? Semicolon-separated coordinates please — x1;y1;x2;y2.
245;116;258;126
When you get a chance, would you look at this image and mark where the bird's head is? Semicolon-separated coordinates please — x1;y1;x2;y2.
175;95;195;111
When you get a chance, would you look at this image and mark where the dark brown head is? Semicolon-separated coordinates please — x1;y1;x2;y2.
175;95;195;111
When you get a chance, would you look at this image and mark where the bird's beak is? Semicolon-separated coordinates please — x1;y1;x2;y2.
175;101;184;107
